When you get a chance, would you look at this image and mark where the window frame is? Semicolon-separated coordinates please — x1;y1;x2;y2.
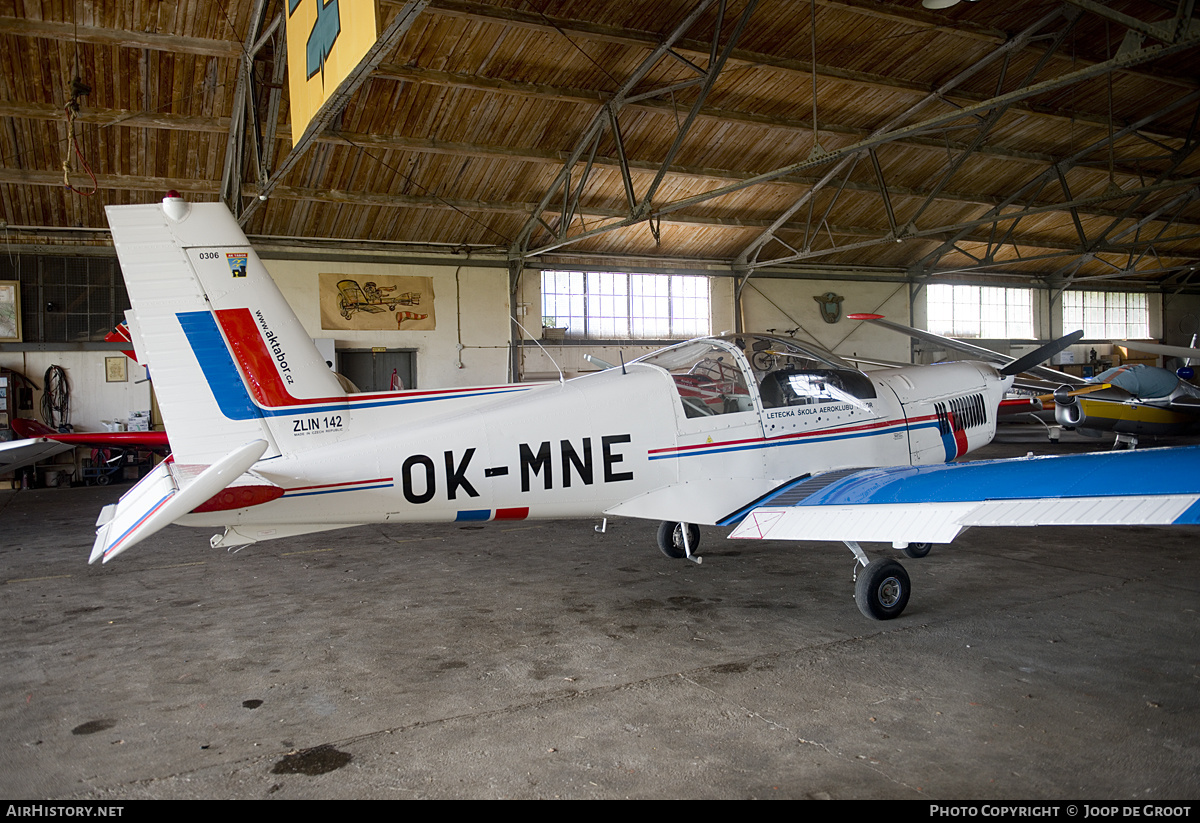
925;283;1035;339
0;254;130;345
1060;290;1150;339
541;270;711;340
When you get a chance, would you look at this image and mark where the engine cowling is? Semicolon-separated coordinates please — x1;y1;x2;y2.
1053;385;1085;427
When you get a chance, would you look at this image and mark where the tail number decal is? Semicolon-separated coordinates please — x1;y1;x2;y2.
399;435;634;505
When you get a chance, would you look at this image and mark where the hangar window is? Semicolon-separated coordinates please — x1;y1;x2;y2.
541;271;710;339
926;284;1033;338
0;254;129;344
1061;290;1149;338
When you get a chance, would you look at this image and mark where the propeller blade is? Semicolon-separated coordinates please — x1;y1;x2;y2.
1000;330;1084;376
1038;383;1111;404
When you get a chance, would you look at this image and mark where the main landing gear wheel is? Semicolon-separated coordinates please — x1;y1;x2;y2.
657;521;699;560
901;542;932;559
854;558;911;620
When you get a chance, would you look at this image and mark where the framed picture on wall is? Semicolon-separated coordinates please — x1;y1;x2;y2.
105;356;128;383
0;281;21;342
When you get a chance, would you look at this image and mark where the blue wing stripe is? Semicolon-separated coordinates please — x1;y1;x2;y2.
1177;497;1200;524
772;447;1200;508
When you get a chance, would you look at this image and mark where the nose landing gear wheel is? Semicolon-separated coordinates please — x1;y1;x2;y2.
657;521;699;560
901;542;932;559
854;558;910;620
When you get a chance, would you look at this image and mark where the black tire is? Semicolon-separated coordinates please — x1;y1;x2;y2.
854;558;910;620
656;521;699;559
902;542;932;559
96;474;110;486
751;351;777;372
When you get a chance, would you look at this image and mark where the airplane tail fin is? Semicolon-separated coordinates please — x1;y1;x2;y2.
105;194;345;465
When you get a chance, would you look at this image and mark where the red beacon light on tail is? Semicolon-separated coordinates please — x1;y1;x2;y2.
162;190;190;221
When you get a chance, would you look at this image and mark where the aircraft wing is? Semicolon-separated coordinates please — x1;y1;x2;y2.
606;478;784;526
11;418;169;448
0;437;73;475
849;313;1085;385
1112;340;1199;361
728;446;1200;544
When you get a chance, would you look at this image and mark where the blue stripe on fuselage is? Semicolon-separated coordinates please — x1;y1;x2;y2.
177;311;533;421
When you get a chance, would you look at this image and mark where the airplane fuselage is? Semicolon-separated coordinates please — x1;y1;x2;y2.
178;338;1009;545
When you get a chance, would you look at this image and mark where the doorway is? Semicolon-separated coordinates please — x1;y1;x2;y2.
338;349;416;392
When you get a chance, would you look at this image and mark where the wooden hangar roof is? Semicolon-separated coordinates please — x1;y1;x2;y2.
1;0;1198;291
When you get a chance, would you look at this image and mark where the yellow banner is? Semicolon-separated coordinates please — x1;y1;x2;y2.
286;0;379;145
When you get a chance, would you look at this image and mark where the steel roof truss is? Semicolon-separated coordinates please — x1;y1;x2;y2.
513;0;760;259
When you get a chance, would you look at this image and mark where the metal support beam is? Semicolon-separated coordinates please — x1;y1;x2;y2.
508;259;524;383
512;0;760;260
219;0;270;217
913;90;1200;286
236;1;430;226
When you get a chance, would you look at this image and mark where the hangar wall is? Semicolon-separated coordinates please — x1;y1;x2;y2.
0;349;153;434
514;272;917;378
263;258;512;388
738;278;912;363
0;248;1186;435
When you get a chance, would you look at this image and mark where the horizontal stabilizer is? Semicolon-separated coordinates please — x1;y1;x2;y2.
729;446;1200;543
0;437;73;474
90;439;269;563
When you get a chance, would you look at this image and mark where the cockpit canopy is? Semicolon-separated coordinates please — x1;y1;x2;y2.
633;334;875;416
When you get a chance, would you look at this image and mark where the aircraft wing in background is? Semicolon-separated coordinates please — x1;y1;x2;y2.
0;437;73;476
10;418;169;448
848;313;1084;384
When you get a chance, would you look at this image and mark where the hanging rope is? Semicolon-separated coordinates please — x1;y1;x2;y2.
41;365;71;431
62;76;97;196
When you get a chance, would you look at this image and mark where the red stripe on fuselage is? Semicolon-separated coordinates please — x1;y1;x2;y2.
947;412;968;458
646;414;938;457
211;308;530;410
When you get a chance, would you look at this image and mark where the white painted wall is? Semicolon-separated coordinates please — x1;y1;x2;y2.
517;271;920;378
263;257;512;388
739;278;912;364
0;350;152;433
1163;292;1200;347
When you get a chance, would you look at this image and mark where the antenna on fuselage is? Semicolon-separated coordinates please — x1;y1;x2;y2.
512;317;565;384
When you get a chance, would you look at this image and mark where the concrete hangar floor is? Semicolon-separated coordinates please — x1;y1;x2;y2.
2;434;1199;800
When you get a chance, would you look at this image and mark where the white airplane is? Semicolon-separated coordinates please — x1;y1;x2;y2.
90;194;1200;620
